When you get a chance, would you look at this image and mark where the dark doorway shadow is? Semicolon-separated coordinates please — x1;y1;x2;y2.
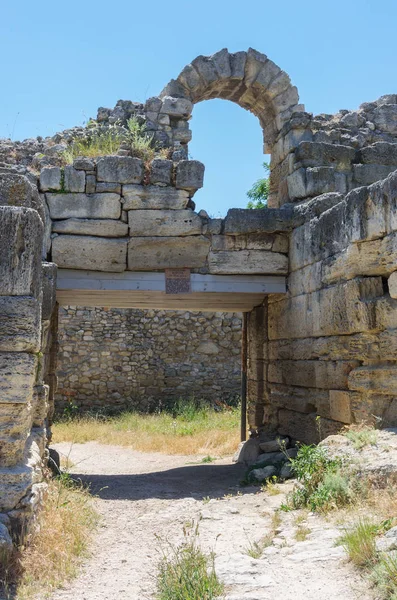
71;461;256;501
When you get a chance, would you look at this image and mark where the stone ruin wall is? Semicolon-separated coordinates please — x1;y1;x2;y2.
1;47;397;544
56;307;242;413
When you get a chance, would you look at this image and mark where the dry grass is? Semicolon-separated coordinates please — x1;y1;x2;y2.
2;474;98;600
52;407;240;457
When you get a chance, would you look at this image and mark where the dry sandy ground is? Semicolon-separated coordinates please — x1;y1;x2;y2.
49;442;375;600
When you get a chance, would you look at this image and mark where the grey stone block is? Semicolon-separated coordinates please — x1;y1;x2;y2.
224;208;295;235
128;236;210;270
295;141;356;169
39;167;62;192
287;168;306;200
160;96;193;118
41;262;57;320
0;206;43;297
175;160;205;192
96;156;144;184
374;105;397;134
0;173;44;223
64;166;85;192
0;297;41;352
128;209;203;237
52;235;127;272
46;193;121;220
85;174;96;194
306;167;347;196
353;164;396;186
150;159;173;186
360;142;397;166
208;250;288;275
96;182;121;194
0;352;37;404
122;185;189;210
52;218;128;237
0;465;34;512
73;158;95;171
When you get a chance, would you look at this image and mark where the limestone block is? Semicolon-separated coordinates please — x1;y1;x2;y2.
0;353;37;403
0;465;34;512
0;402;33;466
42;196;52;258
287;168;306;200
268;360;357;390
268;278;383;340
52;218;128;237
348;365;397;395
389;272;397;298
73;158;95;171
175;161;204;193
288;262;322;297
42;262;57;320
96;182;121;194
278;410;342;444
375;296;397;330
197;341;219;355
208;250;288;275
361;142;397;166
269;383;327;415
224;207;295;235
128;236;209;270
229;51;247;79
128;210;203;237
0;172;44;223
160;96;192;118
329;390;353;424
122;185;189;210
52;235;127;272
374;105;397;135
207;219;223;235
150;159;173;186
0;297;41;352
96;156;144;184
0;206;43;296
64;166;85;192
244;48;271;86
295;142;355;170
32;384;49;427
46;193;121;220
191;55;218;86
39;167;62;192
306;167;346;196
353;164;396;186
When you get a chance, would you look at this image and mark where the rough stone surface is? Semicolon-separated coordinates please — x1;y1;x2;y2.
56;307;242;412
97;156;144;184
122;185;189;210
209;250;288;275
52;218;128;237
0;297;41;352
128;236;209;270
128;209;203;236
46;193;121;220
175;160;205;192
52;235;127;272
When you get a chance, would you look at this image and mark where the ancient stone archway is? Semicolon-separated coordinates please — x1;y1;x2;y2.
159;48;304;206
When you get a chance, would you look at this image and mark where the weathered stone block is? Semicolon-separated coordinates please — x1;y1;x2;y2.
32;385;49;427
64;166;85;192
389;272;397;298
348;365;397;395
73;158;95;171
85;174;96;194
160;96;192;118
122;185;189;210
42;262;57;320
287;168;306;200
128;236;209;270
128;210;203;237
175;161;204;192
0;353;37;403
46;193;121;220
96;156;144;184
268;360;357;390
0;206;43;296
224;207;295;235
0;173;44;223
0;465;34;512
208;250;288;275
0;402;33;466
306;167;346;196
360;142;397;166
52;218;128;237
150;159;173;186
374;105;397;135
95;182;121;194
353;164;396;185
39;167;62;192
268;278;383;340
52;235;127;272
278;410;342;444
329;390;353;424
0;297;41;352
295;141;355;169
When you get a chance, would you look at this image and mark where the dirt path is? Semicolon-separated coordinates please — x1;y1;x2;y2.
51;442;374;600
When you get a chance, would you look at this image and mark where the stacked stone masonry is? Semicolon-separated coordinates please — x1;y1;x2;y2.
2;47;397;543
56;307;242;413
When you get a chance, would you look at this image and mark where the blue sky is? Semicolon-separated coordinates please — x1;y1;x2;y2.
1;0;395;216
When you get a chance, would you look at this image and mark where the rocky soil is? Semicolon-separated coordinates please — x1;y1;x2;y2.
46;442;374;600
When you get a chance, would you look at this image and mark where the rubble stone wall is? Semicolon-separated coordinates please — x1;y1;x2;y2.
56;307;242;413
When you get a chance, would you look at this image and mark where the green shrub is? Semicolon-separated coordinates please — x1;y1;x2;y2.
344;426;378;450
339;519;377;567
155;524;224;600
